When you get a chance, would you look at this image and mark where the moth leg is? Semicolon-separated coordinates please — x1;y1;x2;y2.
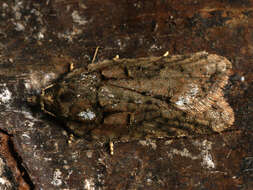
69;62;74;71
40;84;56;117
163;51;169;57
41;106;56;117
109;141;114;155
66;121;92;137
113;54;119;60
68;134;74;144
42;83;55;92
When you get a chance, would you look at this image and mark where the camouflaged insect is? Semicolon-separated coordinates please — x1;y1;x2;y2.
30;51;234;154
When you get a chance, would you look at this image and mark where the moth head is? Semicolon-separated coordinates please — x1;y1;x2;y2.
27;95;39;106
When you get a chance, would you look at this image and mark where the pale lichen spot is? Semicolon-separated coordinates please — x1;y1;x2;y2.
84;178;95;190
0;85;12;104
202;151;215;169
72;10;88;25
91;74;97;79
139;139;157;150
193;139;215;169
108;93;114;98
168;148;198;160
86;150;93;158
0;177;11;187
135;99;142;104
78;109;96;120
51;169;63;186
100;87;115;98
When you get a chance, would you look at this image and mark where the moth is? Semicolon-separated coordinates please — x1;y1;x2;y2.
29;51;234;154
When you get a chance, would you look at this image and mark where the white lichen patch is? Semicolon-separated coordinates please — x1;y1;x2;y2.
0;84;12;104
108;93;114;98
100;87;115;98
0;158;11;188
78;109;96;120
168;148;198;160
51;169;63;186
14;22;25;31
164;140;173;145
72;10;88;25
202;151;215;169
55;10;88;40
199;140;215;169
86;150;93;158
89;87;96;92
0;177;11;187
193;139;215;169
135;99;142;104
80;73;96;80
2;3;8;9
139;140;157;150
100;87;109;93
168;139;215;169
84;178;95;190
25;71;57;92
44;157;52;161
71;151;80;160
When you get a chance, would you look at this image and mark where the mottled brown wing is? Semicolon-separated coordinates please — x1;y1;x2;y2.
88;51;234;141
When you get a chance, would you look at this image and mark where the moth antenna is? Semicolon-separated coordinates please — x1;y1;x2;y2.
40;84;56;117
91;46;99;64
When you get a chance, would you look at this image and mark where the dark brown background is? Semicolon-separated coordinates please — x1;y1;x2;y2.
0;0;252;189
